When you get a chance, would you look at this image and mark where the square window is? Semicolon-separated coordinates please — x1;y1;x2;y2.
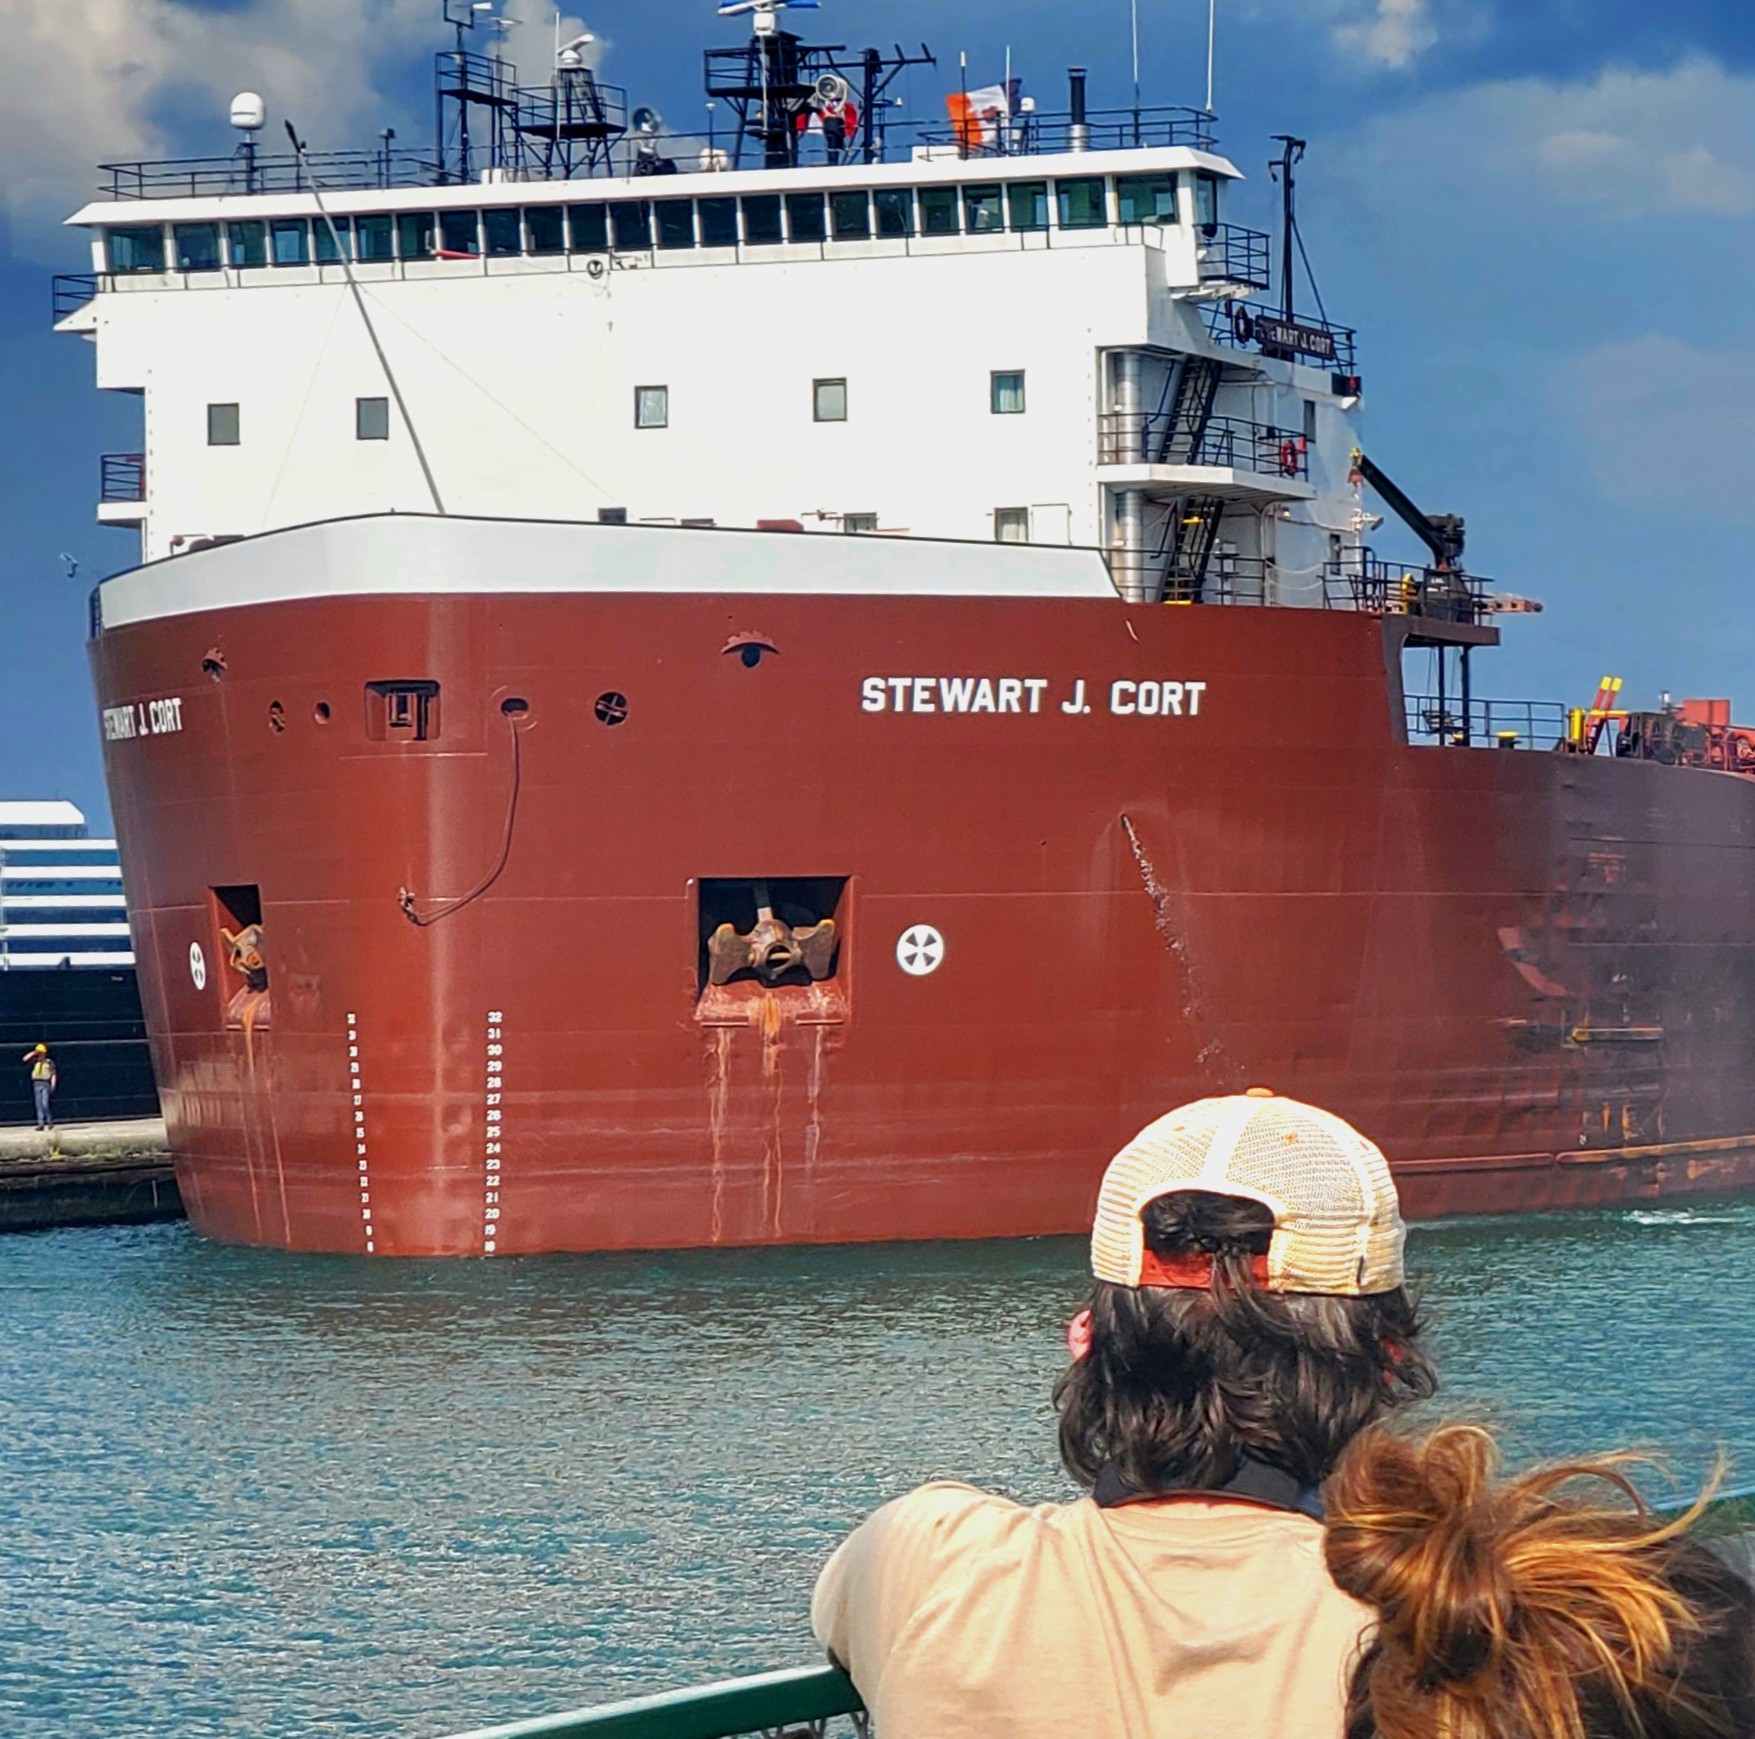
356;397;390;441
1117;173;1179;226
991;371;1026;415
173;223;221;272
656;201;696;250
994;507;1030;543
207;403;241;447
108;225;166;274
964;185;1005;233
1056;177;1108;230
919;186;959;236
610;201;652;251
569;203;609;253
439;210;480;257
830;190;871;240
355;215;394;262
874;188;915;238
844;513;879;534
1304;399;1318;443
314;217;354;263
270;219;310;266
397;212;435;260
1195;173;1219;230
699;197;739;247
483;207;522;256
813;378;848;423
1007;182;1050;231
226;220;268;269
526;205;566;254
743;194;783;246
786;190;827;243
636;385;669;429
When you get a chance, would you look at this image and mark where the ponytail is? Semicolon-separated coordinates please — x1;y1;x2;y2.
1324;1424;1753;1739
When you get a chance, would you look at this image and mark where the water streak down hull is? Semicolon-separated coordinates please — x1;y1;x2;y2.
91;531;1755;1255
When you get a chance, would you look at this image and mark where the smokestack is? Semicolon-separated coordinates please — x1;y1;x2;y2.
1069;66;1089;152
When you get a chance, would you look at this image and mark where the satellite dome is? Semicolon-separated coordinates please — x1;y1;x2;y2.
230;92;268;132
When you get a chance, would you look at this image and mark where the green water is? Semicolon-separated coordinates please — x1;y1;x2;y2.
1;1204;1752;1737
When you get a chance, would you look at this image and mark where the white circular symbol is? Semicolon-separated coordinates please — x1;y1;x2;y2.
189;943;207;991
896;925;945;977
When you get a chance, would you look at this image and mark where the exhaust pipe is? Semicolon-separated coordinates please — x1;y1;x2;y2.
1069;67;1090;153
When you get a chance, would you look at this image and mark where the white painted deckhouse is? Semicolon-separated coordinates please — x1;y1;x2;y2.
53;0;1391;612
0;802;134;970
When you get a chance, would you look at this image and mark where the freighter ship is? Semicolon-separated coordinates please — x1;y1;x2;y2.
59;0;1755;1254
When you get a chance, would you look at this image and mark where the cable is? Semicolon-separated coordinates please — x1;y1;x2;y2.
283;119;446;515
398;713;524;927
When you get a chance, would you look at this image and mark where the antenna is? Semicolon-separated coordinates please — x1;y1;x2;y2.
230;91;266;193
283;119;446;516
1206;0;1217;114
1269;134;1307;323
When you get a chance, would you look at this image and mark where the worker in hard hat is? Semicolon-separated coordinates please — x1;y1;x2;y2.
22;1044;56;1131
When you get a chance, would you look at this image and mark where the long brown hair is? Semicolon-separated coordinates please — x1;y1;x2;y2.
1325;1424;1755;1739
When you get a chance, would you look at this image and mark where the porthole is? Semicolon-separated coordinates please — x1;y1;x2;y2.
314;701;332;724
268;700;286;733
594;691;629;727
501;696;530;718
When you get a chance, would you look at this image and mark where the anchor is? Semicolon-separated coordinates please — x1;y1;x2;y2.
706;880;837;987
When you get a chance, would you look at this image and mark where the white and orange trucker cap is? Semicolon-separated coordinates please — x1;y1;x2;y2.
1091;1089;1406;1296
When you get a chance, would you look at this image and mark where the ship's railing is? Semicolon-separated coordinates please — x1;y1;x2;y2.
431;1490;1755;1738
1098;411;1308;479
101;453;146;504
1196;223;1270;290
1405;694;1571;750
53;273;102;322
1204;298;1359;372
98;148;444;200
1326;552;1486;623
912;103;1218;157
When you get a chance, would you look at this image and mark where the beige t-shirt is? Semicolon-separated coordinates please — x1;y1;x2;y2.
812;1482;1373;1739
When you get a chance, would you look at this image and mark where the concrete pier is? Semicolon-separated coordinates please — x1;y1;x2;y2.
0;1118;182;1232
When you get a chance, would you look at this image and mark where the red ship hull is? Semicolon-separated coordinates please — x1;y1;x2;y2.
91;532;1755;1255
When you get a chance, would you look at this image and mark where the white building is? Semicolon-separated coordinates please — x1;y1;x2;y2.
0;801;134;970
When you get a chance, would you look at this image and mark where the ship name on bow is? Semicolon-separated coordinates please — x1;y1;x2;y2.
860;677;1207;718
102;698;184;741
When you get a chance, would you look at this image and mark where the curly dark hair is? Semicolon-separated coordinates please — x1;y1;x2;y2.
1054;1191;1436;1494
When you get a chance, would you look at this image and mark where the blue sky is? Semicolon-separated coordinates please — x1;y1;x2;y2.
3;0;1755;824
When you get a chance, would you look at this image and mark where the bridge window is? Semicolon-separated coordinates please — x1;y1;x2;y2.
875;188;915;237
173;223;221;272
995;507;1031;543
1195;172;1219;230
440;210;480;256
919;185;959;236
814;378;848;423
526;204;566;254
1008;181;1051;231
964;184;1005;233
1056;177;1108;229
227;221;268;268
569;203;609;253
610;200;651;250
484;207;522;255
397;212;435;260
743;194;783;245
657;200;696;250
787;190;827;242
636;385;669;430
108;225;166;274
356;397;390;441
271;219;310;266
830;189;871;240
207;403;240;447
699;197;739;247
356;215;394;262
1117;172;1179;225
991;371;1026;415
314;217;353;263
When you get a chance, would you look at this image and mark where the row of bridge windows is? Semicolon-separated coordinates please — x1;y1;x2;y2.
104;171;1216;273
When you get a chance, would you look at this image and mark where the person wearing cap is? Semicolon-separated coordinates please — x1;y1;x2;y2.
811;1090;1437;1739
23;1044;57;1132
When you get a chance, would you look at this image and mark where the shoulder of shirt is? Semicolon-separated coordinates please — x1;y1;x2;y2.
874;1482;1093;1547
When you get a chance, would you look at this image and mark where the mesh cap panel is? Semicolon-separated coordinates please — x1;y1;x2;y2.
1091;1092;1405;1295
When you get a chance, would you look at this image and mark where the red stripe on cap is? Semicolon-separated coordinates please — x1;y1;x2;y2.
1136;1249;1272;1289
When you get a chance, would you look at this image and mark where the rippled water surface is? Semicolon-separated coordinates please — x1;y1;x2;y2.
4;1204;1755;1737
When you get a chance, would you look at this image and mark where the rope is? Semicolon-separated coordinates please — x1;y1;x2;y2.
399;714;524;927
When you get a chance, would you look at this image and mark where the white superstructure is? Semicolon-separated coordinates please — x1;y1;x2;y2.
56;11;1371;608
0;801;134;970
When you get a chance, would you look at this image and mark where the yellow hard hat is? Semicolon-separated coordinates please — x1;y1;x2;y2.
29;1044;47;1055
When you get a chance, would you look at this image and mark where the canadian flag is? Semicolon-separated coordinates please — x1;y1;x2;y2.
945;80;1018;153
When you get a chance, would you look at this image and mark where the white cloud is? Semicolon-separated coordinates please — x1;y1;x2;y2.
1334;0;1438;70
0;0;603;256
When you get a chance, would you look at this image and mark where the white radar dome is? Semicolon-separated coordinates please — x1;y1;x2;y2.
230;92;268;132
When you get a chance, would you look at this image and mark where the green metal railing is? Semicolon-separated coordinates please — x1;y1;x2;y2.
434;1486;1755;1739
